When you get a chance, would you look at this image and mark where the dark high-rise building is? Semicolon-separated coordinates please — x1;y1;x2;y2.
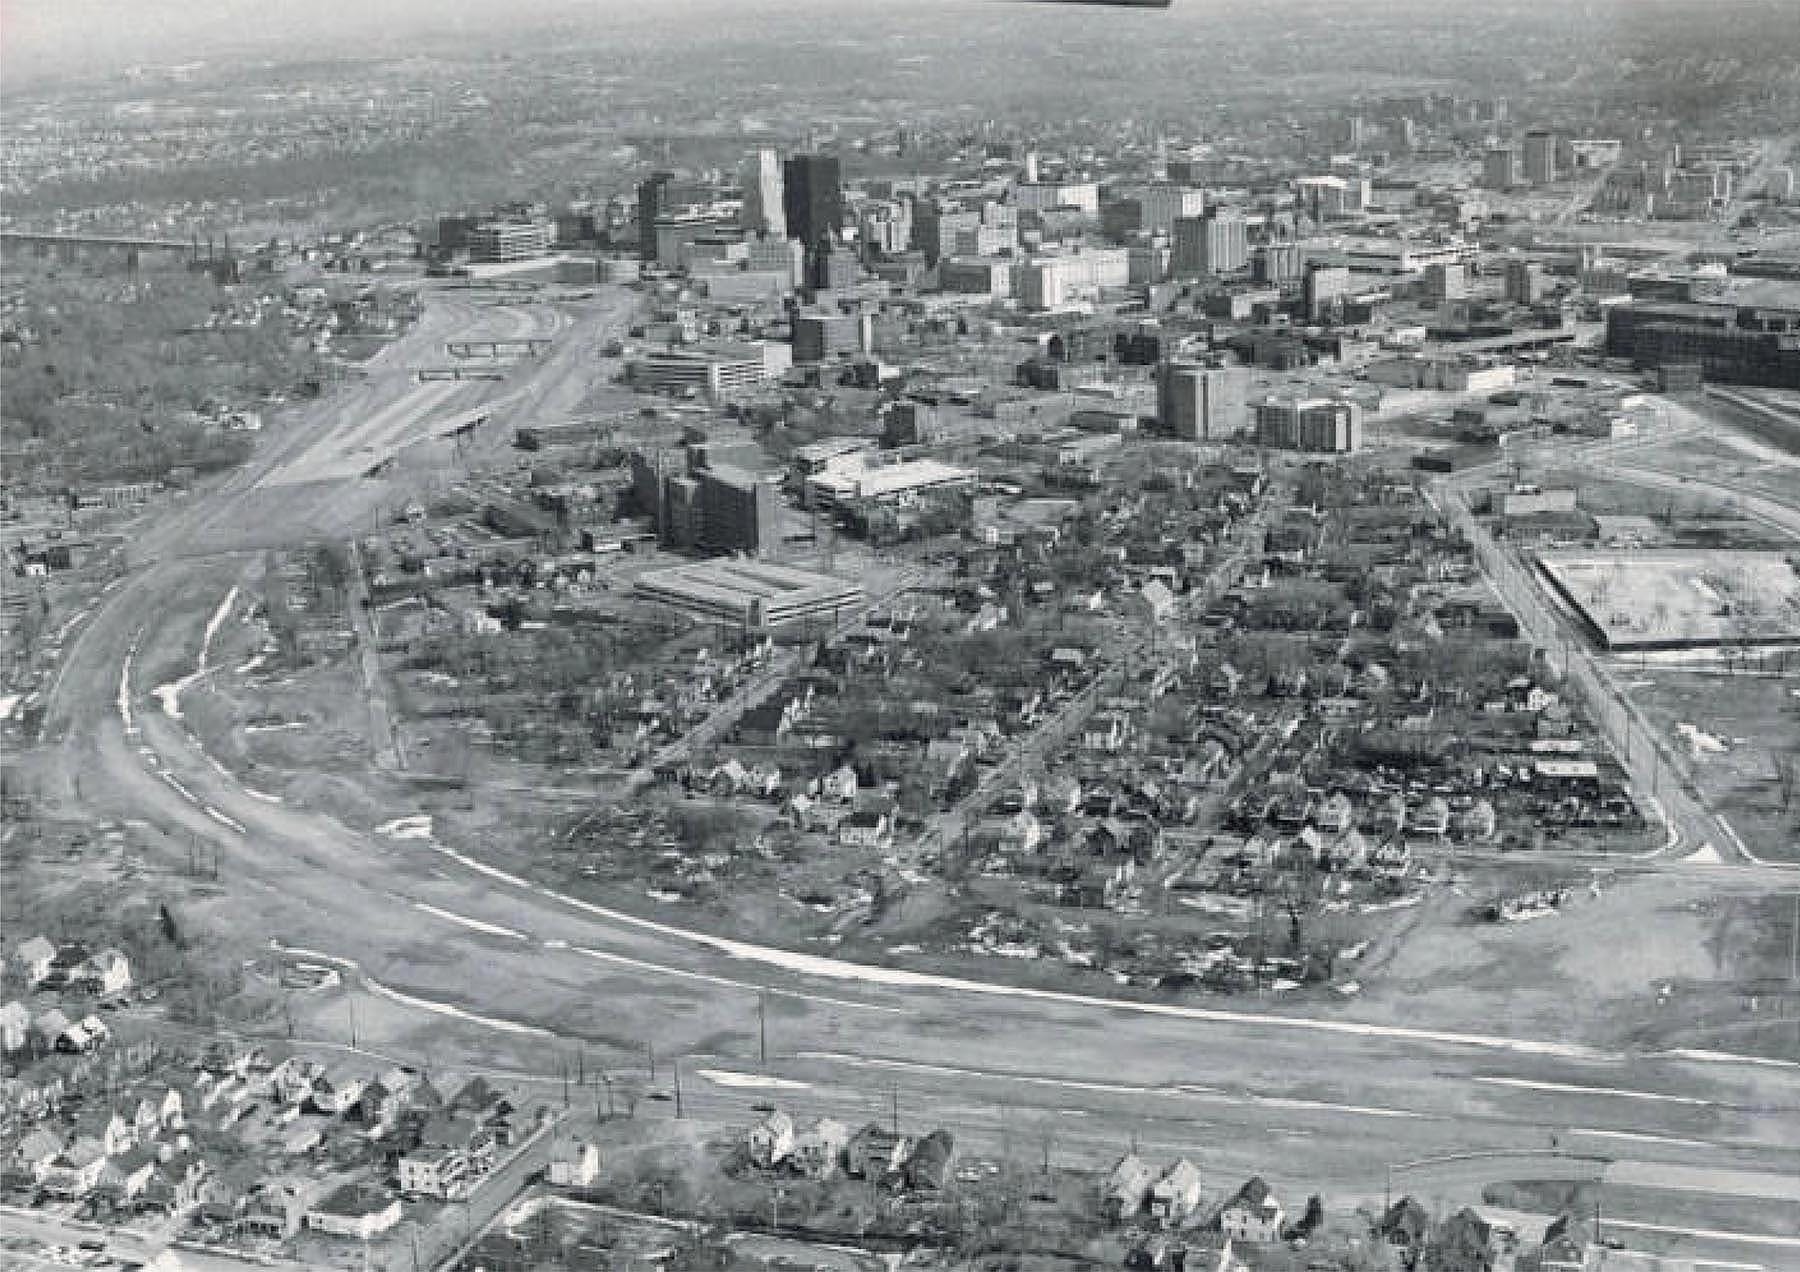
1605;302;1800;389
783;154;844;255
1158;362;1249;442
638;171;676;261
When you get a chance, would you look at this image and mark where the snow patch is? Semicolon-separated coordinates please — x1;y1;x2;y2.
413;902;528;941
376;815;435;840
204;806;246;834
1675;722;1728;757
694;1069;812;1091
154;586;240;720
425;842;1616;1061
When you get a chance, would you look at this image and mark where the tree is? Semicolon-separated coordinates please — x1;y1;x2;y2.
1776;750;1798;815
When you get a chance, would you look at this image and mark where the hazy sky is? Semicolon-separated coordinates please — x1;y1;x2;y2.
0;0;1733;90
0;0;787;86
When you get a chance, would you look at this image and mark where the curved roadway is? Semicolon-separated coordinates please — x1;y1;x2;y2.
20;309;1800;1217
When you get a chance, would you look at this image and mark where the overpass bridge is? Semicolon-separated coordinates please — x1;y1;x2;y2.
446;337;552;358
1;229;212;273
2;230;194;252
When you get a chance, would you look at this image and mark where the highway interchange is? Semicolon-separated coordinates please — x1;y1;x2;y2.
16;282;1800;1265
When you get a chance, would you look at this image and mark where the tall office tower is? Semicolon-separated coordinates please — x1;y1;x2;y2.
1522;130;1559;185
1504;258;1546;305
1482;147;1518;191
740;148;786;239
1158;362;1248;441
1253;241;1305;286
1172;208;1248;278
783;153;844;255
638;171;675;261
1301;262;1352;321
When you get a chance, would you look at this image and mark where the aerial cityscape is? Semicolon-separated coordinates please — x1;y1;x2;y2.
1;1;1799;1270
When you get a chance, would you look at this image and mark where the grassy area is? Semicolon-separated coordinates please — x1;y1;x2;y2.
1620;669;1800;862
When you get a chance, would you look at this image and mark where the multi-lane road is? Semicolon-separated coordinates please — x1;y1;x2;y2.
18;290;1800;1266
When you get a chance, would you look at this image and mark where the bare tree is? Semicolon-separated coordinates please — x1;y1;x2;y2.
1776;751;1799;815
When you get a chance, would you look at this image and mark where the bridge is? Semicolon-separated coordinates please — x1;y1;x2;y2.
445;338;552;358
418;367;508;383
2;230;197;252
2;230;216;274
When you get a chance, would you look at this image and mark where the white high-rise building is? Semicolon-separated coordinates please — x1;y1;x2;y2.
740;148;786;239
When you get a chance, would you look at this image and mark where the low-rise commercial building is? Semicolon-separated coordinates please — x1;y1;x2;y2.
466;220;551;263
629;341;792;399
635;559;864;629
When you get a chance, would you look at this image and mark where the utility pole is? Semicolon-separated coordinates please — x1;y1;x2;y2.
672;1057;684;1119
757;993;768;1067
647;1042;656;1081
1790;892;1798;985
890;1084;899;1137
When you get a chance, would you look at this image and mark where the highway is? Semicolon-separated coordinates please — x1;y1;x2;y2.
15;290;1800;1263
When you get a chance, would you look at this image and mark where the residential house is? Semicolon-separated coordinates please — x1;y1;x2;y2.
1412;797;1450;838
838;810;894;851
1427;1207;1506;1272
12;1128;63;1182
266;1055;323;1106
1377;1195;1432;1269
75;1106;135;1157
42;1142;109;1199
398;1144;468;1200
844;1123;911;1180
1219;1177;1285;1243
351;1078;403;1133
747;1110;796;1168
309;1070;367;1115
240;1179;309;1240
12;936;56;987
1455;799;1497;842
821;765;860;802
1133;580;1179;624
790;1118;849;1179
83;949;132;996
94;1145;159;1206
30;1008;72;1053
1102;1152;1157;1221
67;1014;110;1051
1371;839;1412;880
139;1153;209;1217
547;1140;601;1188
1082;711;1130;753
0;1000;29;1052
416;1111;496;1177
979;809;1044;855
903;1130;956;1191
1312;793;1354;835
43;943;91;990
1149;1158;1204;1225
306;1183;402;1240
1535;1213;1592;1272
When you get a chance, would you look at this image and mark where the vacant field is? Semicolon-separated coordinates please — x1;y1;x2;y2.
1539;549;1800;650
1620;669;1800;862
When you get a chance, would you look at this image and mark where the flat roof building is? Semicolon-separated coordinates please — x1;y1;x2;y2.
467;220;551;264
804;457;977;509
635;559;864;630
1158;362;1248;442
1255;396;1362;453
630;341;793;400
